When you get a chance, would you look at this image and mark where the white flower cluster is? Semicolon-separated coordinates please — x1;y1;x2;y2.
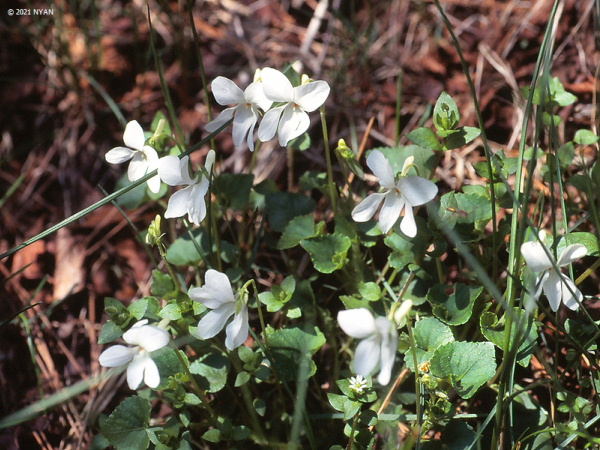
205;68;330;149
104;69;329;227
98;270;250;390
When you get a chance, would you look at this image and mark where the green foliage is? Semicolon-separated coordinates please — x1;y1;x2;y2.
429;341;496;399
189;352;230;393
427;283;482;326
433;92;459;132
19;17;594;448
300;234;351;273
277;214;322;249
402;317;454;371
100;396;152;450
480;307;537;367
259;275;296;312
265;192;316;232
265;325;325;380
212;173;254;209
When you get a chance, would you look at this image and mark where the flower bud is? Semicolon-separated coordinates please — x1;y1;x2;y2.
146;214;162;246
205;149;216;173
394;299;413;325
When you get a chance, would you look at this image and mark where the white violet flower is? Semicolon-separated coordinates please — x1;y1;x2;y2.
204;76;272;152
158;151;214;226
190;269;249;350
98;319;170;390
105;120;161;193
337;308;397;386
521;239;586;311
348;374;368;394
257;68;330;147
351;150;438;237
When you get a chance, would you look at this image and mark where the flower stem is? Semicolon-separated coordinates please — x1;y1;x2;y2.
320;106;337;212
345;411;360;450
406;316;422;443
173;345;216;421
287;145;294;191
249;140;261;173
228;350;267;444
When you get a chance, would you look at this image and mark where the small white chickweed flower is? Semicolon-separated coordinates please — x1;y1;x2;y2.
98;319;170;390
189;269;249;351
521;238;586;311
348;374;368;394
105;120;161;193
351;150;438;237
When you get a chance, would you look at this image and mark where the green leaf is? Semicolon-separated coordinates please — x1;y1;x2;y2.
384;231;428;270
557;232;599;256
128;297;160;320
542;112;561;127
558;142;574;167
414;317;454;352
289;132;311;151
101;396;151;450
98;320;123;344
253;398;266;416
234;371;251;387
299;170;329;193
184;393;201;406
427;284;483;326
454;192;494;223
300;234;351;273
444;126;481;150
265;192;316;232
553;89;577;106
436;192;459;229
212;173;254;210
158;303;183;320
433;92;459;131
238;345;254;364
104;297;130;326
152;347;186;384
165;230;207;266
277;214;318;249
574;129;599;146
430;341;496;398
114;174;148;210
524;146;544;160
480;308;537;367
189;352;230;393
358;282;382;301
151;270;175;296
406;127;442;151
259;276;296;312
265;325;325;381
421;420;477;450
327;393;362;420
404;317;454;371
202;429;221;443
